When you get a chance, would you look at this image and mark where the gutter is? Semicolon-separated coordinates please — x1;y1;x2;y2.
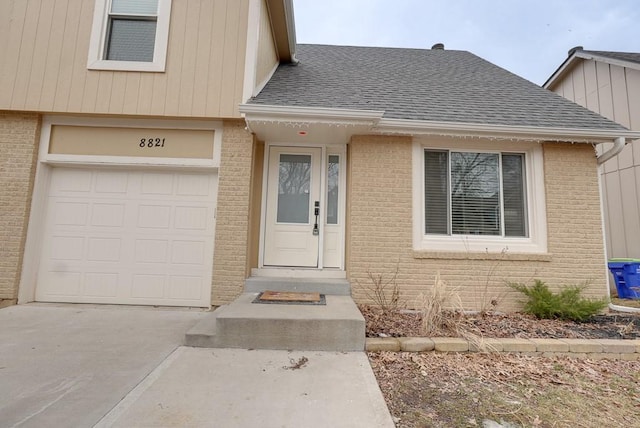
597;136;626;165
283;0;298;64
376;118;640;143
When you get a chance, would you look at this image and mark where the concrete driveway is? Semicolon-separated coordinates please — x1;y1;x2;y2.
0;304;206;428
0;303;394;428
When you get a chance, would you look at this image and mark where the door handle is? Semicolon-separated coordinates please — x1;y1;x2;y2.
313;201;319;235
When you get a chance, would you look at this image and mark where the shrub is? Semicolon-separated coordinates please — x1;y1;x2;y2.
357;265;400;314
510;280;607;322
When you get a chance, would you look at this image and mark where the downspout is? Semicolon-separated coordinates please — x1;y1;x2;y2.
595;136;640;312
597;136;625;165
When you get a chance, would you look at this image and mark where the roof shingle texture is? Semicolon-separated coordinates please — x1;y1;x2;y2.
581;50;640;65
250;44;625;131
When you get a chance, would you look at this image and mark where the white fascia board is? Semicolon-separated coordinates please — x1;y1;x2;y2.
239;104;385;123
283;0;297;61
543;53;578;89
376;118;640;143
544;52;640;89
575;51;640;72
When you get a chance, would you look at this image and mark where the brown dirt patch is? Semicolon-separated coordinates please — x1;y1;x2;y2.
359;305;640;340
362;305;640;427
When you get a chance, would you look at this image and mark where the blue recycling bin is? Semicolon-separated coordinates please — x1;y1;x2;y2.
608;259;640;299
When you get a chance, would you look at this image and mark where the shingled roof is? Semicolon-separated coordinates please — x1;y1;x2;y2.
577;50;640;66
249;44;626;131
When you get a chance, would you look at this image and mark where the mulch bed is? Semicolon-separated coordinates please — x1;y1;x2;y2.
359;305;640;340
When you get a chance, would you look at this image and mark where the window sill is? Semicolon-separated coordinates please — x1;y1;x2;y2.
87;59;166;73
412;250;553;262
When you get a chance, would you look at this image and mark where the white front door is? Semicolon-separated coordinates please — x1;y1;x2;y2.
264;147;322;267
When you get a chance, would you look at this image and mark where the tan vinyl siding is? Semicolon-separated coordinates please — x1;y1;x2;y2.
255;0;278;90
550;60;640;259
0;0;249;118
0;112;40;302
347;136;607;312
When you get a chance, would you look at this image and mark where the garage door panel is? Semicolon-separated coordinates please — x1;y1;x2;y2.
91;203;126;227
141;173;175;195
174;206;209;230
54;202;89;226
168;276;203;300
51;169;92;194
83;273;119;297
171;240;206;265
87;237;122;262
135;239;169;263
131;275;166;299
44;271;83;296
137;205;172;229
95;171;129;193
50;236;85;260
177;174;211;196
36;168;217;307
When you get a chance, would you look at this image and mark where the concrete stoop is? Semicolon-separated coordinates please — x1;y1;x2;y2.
185;293;365;351
244;276;351;295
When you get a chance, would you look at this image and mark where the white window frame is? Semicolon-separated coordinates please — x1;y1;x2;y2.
412;139;548;254
87;0;172;72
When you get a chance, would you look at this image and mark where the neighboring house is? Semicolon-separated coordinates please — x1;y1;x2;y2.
1;1;637;312
544;47;640;260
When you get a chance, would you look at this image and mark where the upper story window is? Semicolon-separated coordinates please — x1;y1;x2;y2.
412;139;548;254
87;0;172;72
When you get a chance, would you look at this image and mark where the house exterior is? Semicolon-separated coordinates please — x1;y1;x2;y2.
544;48;640;260
1;1;638;312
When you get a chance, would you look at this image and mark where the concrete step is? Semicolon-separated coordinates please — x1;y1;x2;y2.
185;293;365;351
244;277;351;295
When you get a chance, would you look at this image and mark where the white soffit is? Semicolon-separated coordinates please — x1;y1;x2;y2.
240;104;640;144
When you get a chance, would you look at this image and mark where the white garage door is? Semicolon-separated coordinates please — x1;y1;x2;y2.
36;168;217;307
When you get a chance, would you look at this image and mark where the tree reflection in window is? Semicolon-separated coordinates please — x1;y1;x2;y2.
277;154;311;223
327;156;339;225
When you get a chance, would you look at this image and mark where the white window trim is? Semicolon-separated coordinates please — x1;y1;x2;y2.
87;0;172;72
412;139;548;254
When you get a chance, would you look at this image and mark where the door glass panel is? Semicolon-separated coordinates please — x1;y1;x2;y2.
277;154;311;223
327;155;339;225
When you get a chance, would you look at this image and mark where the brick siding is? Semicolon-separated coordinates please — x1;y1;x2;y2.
211;120;255;305
347;136;606;312
0;112;40;302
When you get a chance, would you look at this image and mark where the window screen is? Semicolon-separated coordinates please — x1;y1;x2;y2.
105;0;159;62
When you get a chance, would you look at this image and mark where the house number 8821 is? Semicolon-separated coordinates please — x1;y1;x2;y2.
139;138;165;148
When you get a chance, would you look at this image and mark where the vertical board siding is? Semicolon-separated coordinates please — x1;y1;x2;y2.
550;59;640;259
255;0;278;90
0;0;249;118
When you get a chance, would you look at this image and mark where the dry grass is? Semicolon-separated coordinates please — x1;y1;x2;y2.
416;273;462;337
370;352;640;428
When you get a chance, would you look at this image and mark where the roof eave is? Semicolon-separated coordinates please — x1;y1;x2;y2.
265;0;297;63
544;51;640;89
240;104;639;143
377;118;640;143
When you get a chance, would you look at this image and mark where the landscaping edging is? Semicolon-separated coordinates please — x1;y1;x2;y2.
366;337;640;360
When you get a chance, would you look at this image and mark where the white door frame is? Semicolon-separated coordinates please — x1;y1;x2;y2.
258;142;346;274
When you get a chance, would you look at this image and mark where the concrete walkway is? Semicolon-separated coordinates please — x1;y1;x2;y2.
96;348;394;427
0;304;394;427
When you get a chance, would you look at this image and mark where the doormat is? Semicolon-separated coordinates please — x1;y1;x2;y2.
252;291;326;305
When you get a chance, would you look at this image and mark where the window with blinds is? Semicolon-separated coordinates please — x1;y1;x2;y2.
425;150;528;237
105;0;159;62
87;0;171;71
